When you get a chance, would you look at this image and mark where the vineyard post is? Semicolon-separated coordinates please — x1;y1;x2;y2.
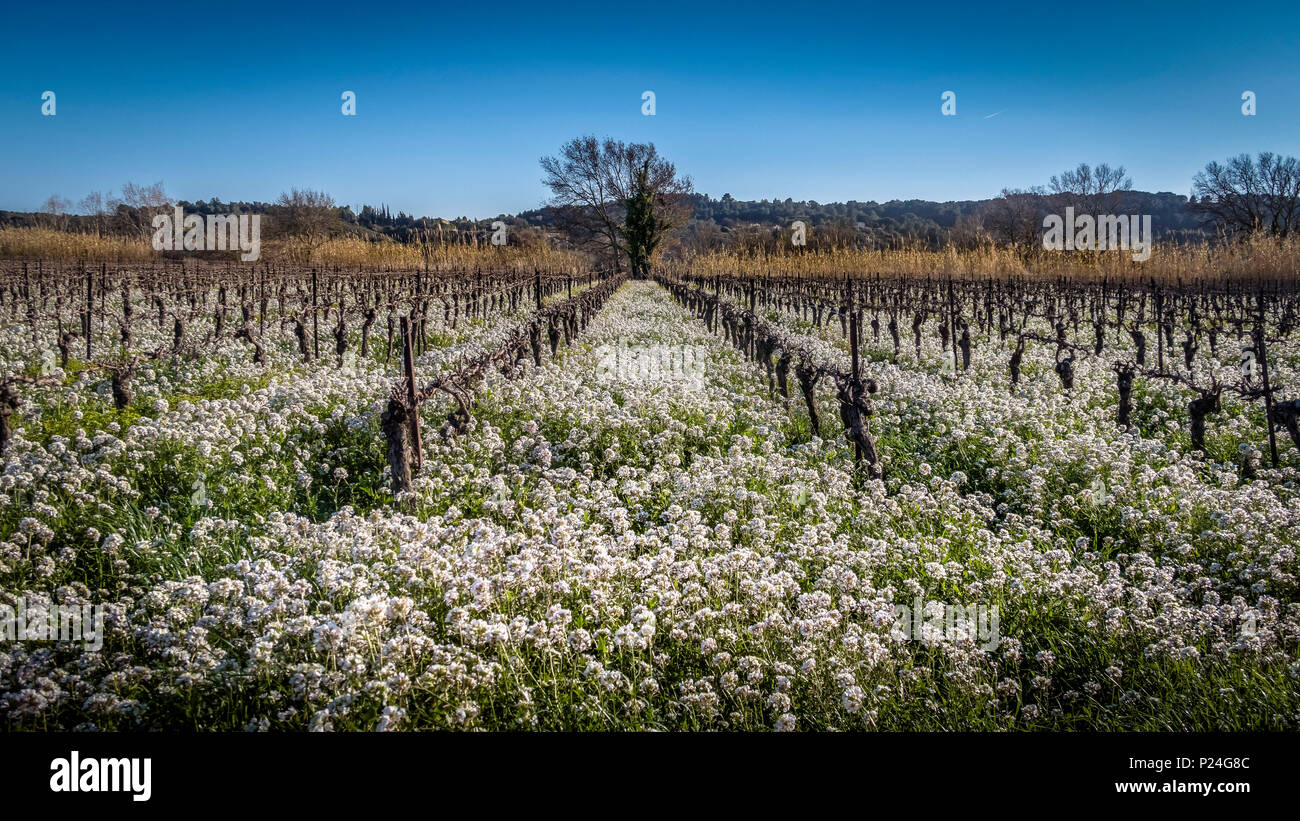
849;281;860;380
312;269;320;360
261;264;269;334
99;263;106;337
848;280;863;463
401;315;423;470
1154;284;1164;374
416;267;426;348
84;263;92;360
1257;291;1279;467
948;278;959;373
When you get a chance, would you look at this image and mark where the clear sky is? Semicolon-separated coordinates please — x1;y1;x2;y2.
2;0;1297;217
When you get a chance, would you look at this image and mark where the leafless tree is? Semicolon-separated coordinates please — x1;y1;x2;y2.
541;137;626;269
275;188;342;260
811;218;859;251
1048;162;1133;214
112;181;172;238
683;220;726;254
79;191;109;236
540;137;692;273
37;195;72;230
949;212;992;251
983;187;1047;250
1191;152;1300;239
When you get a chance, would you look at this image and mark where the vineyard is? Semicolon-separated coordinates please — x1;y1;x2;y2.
1;260;1298;730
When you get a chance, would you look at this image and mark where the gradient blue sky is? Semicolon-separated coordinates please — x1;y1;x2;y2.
2;0;1297;217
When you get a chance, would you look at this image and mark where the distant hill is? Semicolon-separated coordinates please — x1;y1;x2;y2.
1;190;1211;250
518;190;1210;248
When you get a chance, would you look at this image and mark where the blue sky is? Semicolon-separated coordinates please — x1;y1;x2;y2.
1;0;1297;217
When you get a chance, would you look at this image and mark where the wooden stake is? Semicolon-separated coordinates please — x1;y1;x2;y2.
401;315;423;470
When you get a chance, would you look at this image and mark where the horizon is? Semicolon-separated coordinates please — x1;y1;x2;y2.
0;186;1205;222
2;0;1298;219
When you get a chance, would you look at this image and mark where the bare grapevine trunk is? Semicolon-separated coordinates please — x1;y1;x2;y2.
381;398;415;496
796;363;821;437
0;385;17;455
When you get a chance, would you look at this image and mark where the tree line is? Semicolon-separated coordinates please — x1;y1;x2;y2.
5;149;1297;270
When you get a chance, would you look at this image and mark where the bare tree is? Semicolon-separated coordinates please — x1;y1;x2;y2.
78;191;108;236
540;137;626;270
274;188;342;260
37;195;72;230
1191;152;1300;239
113;181;172;238
510;224;546;249
811;218;859;251
1048;162;1132;214
682;219;725;254
949;212;992;251
541;137;691;273
730;223;777;255
983;187;1047;250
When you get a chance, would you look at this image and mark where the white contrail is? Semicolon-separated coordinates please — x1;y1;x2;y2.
983;110;1005;119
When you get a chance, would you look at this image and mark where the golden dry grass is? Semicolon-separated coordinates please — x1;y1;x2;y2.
0;228;160;261
308;235;587;272
5;225;1296;282
671;234;1300;283
0;228;589;271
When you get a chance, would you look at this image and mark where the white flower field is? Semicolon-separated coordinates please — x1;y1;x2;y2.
1;265;1297;731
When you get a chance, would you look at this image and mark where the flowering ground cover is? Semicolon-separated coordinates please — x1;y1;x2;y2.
1;279;1297;730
